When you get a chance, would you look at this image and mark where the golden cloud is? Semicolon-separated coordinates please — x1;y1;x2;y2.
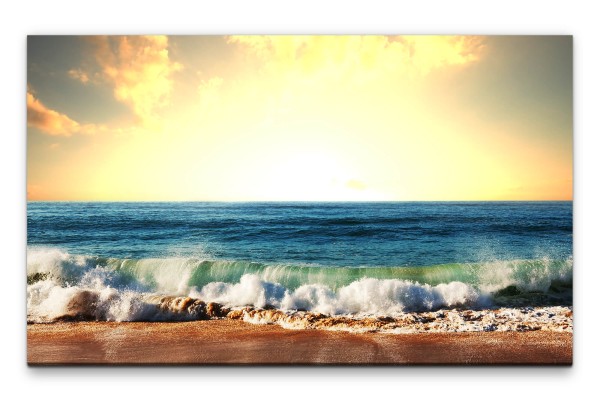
228;35;485;83
27;91;103;136
27;91;80;136
87;35;182;125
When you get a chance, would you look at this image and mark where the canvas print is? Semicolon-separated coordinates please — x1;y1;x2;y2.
26;35;573;365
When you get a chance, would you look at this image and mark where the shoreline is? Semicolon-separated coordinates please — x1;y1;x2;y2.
27;320;572;365
28;293;573;334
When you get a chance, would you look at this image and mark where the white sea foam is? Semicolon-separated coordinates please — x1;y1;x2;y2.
27;247;200;295
193;274;485;315
27;279;150;322
27;273;484;322
27;247;92;284
191;274;287;308
235;305;573;334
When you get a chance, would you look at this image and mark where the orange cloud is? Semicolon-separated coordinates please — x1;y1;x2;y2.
27;91;103;136
87;35;182;125
27;91;80;136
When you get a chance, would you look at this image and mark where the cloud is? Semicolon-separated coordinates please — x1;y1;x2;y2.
86;35;182;125
393;36;484;74
27;90;103;136
27;91;80;136
68;68;90;84
228;35;485;84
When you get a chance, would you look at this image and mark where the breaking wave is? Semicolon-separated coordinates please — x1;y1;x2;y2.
27;247;572;323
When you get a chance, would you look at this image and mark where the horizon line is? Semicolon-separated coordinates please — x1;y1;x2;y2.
26;199;574;203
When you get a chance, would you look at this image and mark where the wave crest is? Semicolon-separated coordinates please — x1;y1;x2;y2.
26;247;572;323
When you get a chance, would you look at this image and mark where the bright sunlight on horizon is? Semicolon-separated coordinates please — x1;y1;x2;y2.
27;35;573;201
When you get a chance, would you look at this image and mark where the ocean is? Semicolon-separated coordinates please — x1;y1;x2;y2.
26;201;573;323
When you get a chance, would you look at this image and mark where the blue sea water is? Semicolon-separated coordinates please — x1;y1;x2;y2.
27;201;572;266
26;202;573;321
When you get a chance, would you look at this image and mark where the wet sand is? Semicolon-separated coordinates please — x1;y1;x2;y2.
27;320;572;365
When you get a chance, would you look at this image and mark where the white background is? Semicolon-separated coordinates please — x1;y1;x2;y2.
2;1;598;400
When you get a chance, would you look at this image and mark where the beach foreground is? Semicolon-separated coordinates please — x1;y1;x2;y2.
27;320;572;365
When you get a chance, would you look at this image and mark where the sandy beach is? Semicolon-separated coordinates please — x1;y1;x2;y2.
27;320;572;365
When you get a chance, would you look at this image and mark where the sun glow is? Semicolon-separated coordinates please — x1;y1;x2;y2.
257;149;379;201
27;35;572;201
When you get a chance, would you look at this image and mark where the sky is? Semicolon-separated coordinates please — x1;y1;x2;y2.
26;35;573;201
